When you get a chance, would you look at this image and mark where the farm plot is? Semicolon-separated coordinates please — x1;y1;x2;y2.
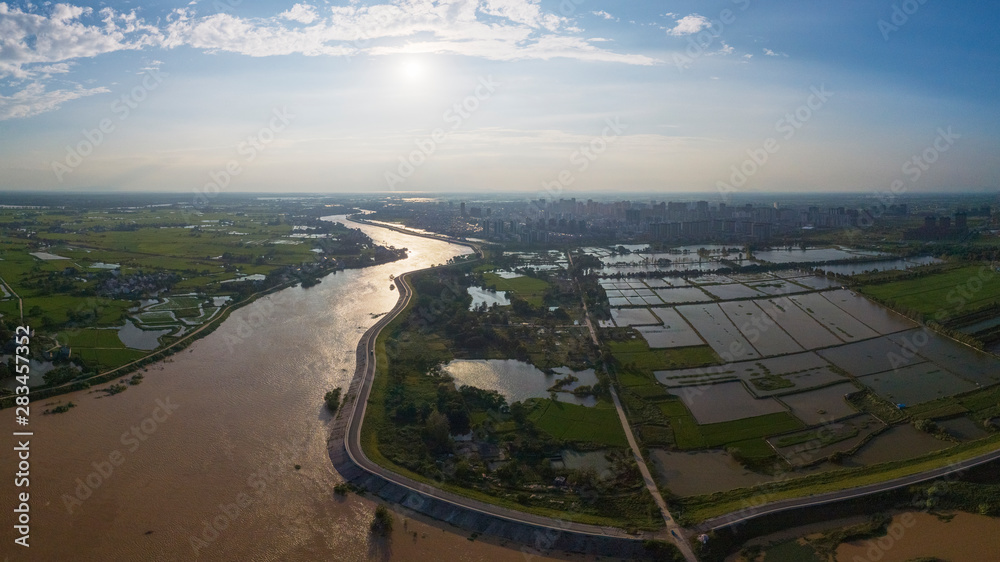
670;381;787;424
689;274;732;285
759;297;843;350
821;289;917;335
654;287;713;304
887;329;1000;387
636;326;705;349
677;303;760;360
703;283;764;300
785;275;842;289
608;297;631;307
611;307;660;327
779;382;859;424
747;279;812;296
770;414;884;466
719;301;803;357
787;293;880;342
654;351;843;394
859;362;978;406
816;335;920;377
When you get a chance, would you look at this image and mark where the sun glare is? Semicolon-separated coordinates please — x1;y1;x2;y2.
399;59;425;82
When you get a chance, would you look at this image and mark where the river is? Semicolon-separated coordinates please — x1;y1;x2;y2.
2;217;574;562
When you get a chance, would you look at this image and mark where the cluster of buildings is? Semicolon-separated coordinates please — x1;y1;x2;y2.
373;197;991;246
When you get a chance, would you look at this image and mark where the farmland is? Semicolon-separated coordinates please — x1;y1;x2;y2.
581;251;1000;525
0;196;405;392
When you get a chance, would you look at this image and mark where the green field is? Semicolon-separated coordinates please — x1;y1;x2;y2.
528;399;628;447
610;340;720;371
671;412;805;450
482;272;550;307
860;265;1000;320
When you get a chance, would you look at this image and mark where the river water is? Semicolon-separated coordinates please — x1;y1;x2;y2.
2;217;572;562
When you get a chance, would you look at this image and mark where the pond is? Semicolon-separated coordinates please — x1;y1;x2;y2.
467;286;510;310
844;424;952;466
442;359;598;407
817;256;943;276
670;380;785;424
117;320;172;350
554;450;614;479
650;448;835;497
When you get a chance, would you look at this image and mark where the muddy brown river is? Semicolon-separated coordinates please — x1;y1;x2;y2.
2;218;573;561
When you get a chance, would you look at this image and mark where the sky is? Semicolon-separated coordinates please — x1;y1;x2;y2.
0;0;998;197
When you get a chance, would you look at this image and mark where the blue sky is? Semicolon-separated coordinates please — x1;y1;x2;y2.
0;0;998;195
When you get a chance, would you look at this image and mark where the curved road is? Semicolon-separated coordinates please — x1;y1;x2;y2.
329;222;662;554
331;219;1000;558
338;268;649;540
696;444;1000;532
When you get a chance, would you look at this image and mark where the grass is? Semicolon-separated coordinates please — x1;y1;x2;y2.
610;342;721;372
671;412;805;450
528;399;628;447
482;272;549;307
860;265;1000;320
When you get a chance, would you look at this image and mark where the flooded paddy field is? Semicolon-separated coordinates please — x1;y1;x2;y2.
937;416;990;441
859;362;978;405
636;325;705;349
778;382;860;424
844;424;952;466
781;275;843;289
887;329;1000;386
820;289;917;334
770;414;884;466
655;352;846;394
816;335;916;376
677;303;761;360
610;307;660;326
703;283;765;300
653;286;714;304
747;278;812;296
760;296;844;349
670;380;786;424
788;293;880;342
719;300;804;357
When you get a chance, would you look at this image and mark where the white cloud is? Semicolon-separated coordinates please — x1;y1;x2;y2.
763;48;788;57
279;3;319;25
667;14;711;37
0;2;162;79
0;81;108;120
161;0;658;65
592;10;617;22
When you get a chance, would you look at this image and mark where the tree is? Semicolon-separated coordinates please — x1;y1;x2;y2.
370;505;393;536
423;411;452;454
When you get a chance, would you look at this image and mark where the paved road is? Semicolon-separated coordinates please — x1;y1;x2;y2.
567;252;698;562
696;443;1000;532
333;227;664;551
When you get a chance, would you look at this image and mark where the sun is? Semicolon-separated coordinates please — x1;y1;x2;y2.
399;59;425;82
